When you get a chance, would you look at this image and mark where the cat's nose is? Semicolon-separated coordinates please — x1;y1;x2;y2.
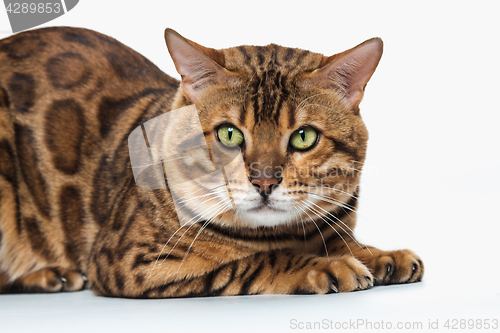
250;177;282;197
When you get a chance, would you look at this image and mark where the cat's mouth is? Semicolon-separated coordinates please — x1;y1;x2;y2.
237;202;295;227
247;204;287;213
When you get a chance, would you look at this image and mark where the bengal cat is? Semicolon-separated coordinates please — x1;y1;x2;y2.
0;27;423;297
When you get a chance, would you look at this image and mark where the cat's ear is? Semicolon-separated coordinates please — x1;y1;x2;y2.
307;38;383;109
165;28;236;102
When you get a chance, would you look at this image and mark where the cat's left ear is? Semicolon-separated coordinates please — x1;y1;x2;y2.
305;38;383;110
165;28;237;102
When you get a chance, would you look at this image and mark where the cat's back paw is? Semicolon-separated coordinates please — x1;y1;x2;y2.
5;268;86;293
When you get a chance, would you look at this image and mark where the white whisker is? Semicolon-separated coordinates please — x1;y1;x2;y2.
309;190;379;236
296;201;329;261
308;192;357;213
162;199;229;265
143;197;230;289
175;199;232;274
143;221;187;289
174;189;227;208
292;203;307;242
306;199;371;255
304;200;354;257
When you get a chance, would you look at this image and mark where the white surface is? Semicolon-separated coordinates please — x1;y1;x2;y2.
0;285;497;333
1;1;499;332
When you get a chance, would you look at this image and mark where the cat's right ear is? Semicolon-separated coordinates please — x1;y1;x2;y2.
165;29;237;102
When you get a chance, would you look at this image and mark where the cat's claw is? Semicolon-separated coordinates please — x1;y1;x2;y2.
60;270;87;292
365;275;374;287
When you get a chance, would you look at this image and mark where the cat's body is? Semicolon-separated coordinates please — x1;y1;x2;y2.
0;27;423;297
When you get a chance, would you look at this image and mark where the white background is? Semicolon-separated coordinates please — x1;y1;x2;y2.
1;1;499;332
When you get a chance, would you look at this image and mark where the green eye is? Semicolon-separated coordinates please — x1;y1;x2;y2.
290;126;318;151
217;124;244;148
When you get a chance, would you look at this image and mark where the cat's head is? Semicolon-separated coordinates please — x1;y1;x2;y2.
163;29;382;228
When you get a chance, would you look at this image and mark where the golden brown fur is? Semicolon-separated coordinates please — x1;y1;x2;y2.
0;27;423;297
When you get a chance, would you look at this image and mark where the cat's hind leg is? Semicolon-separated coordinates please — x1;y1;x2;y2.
1;267;86;293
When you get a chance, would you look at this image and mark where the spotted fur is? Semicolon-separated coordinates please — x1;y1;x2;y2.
0;27;423;297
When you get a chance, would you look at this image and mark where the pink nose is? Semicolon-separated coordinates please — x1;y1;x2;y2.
250;177;280;196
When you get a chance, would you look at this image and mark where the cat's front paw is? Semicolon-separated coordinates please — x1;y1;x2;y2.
304;256;373;294
363;249;424;285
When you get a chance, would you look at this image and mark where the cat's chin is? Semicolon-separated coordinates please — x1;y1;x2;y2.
237;205;296;227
